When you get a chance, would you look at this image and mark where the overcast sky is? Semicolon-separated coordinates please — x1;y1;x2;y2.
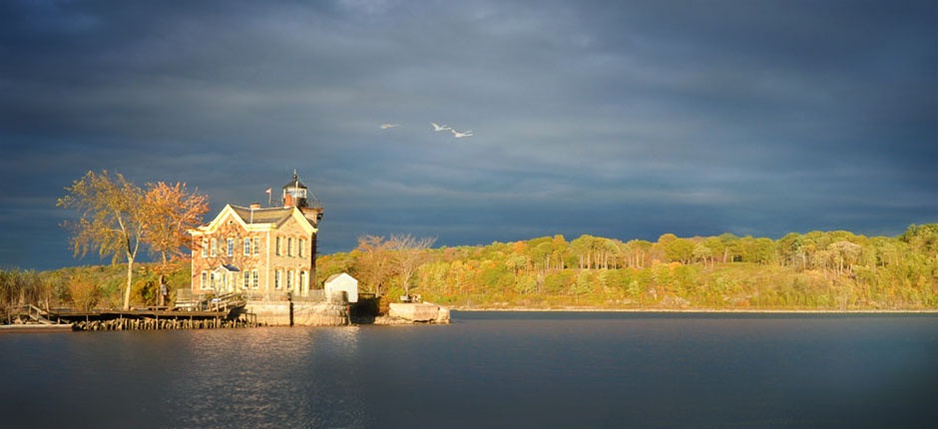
1;0;936;270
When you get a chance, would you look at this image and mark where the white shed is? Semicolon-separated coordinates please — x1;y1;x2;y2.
324;273;359;303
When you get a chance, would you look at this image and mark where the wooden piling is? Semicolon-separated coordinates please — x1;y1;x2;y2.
52;307;259;332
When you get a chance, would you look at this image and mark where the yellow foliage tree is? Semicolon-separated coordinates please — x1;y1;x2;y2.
58;170;144;310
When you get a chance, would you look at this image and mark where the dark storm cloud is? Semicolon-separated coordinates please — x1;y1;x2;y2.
1;0;935;270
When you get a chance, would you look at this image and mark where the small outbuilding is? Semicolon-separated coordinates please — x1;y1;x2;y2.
324;273;359;303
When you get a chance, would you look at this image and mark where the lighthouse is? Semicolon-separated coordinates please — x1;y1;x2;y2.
282;170;324;225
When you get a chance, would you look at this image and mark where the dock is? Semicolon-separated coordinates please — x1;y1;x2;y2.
3;293;259;332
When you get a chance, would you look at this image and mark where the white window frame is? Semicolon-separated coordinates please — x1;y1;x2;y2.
244;237;251;256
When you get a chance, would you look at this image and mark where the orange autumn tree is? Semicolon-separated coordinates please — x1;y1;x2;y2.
59;171;211;310
142;182;210;304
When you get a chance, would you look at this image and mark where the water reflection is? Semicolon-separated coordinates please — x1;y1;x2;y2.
2;315;936;428
163;327;369;428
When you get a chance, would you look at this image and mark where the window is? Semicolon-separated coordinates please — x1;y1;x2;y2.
299;239;306;258
244;237;251;255
286;270;293;290
288;238;294;257
209;271;216;289
201;239;207;258
274;270;282;289
201;271;208;289
253;238;260;255
275;237;282;256
243;271;250;289
252;270;259;289
210;238;217;257
300;270;308;293
227;238;234;257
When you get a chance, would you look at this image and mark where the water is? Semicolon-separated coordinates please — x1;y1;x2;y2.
2;312;937;428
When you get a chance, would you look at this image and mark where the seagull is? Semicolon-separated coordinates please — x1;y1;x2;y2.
380;123;400;130
451;128;474;138
431;122;451;132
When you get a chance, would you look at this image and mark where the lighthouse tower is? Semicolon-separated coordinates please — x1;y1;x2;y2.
282;170;324;286
282;170;324;223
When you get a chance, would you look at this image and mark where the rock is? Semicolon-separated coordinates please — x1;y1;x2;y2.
435;306;451;324
388;303;450;323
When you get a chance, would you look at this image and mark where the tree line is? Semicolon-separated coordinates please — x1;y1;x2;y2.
4;224;935;312
318;224;938;310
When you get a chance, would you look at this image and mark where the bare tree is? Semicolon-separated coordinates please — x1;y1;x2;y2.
388;233;436;300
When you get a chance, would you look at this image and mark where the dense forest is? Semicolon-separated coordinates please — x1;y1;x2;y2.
323;224;938;310
3;224;937;312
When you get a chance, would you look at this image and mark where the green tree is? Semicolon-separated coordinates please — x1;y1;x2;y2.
570;235;596;269
573;271;593;303
901;224;938;258
625;239;652;268
693;242;714;267
659;234;695;264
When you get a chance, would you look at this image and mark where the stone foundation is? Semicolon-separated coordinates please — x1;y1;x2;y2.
246;301;348;326
388;303;451;324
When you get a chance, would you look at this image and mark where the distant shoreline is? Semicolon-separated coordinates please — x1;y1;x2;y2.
451;307;938;314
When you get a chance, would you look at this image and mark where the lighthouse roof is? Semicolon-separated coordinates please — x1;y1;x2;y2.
283;172;306;190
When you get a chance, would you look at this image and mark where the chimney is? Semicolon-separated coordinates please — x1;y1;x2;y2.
249;203;261;210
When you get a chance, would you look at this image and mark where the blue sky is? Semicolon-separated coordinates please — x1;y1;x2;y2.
1;0;936;271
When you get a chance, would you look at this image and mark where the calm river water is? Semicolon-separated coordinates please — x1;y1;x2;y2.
1;312;937;428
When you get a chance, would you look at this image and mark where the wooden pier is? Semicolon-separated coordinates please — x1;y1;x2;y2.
3;293;259;332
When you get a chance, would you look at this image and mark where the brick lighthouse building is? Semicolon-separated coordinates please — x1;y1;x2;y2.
189;171;323;300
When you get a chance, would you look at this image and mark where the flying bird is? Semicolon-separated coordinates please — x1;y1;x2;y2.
431;122;451;132
451;129;474;138
380;123;400;130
